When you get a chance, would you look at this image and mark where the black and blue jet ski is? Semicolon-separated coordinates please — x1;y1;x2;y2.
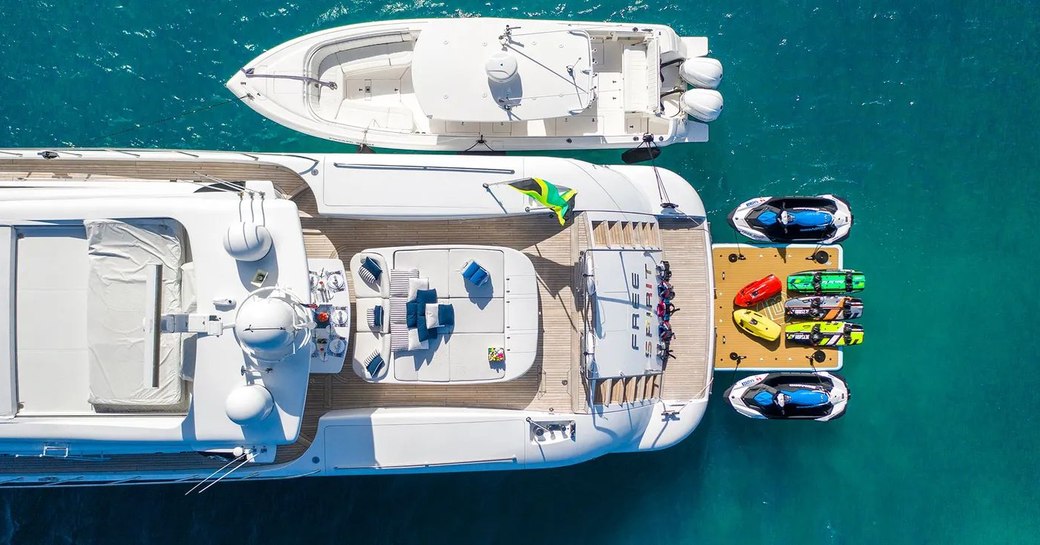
724;372;849;421
728;195;853;244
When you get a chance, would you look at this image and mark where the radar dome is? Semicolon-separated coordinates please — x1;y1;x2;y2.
223;222;272;262
225;384;274;425
234;292;308;362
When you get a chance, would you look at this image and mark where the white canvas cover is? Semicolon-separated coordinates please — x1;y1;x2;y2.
85;219;186;408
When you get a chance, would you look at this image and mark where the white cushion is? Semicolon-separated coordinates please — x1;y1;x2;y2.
394;249;449;294
390;321;409;351
350;253;390;298
389;268;418;296
389;298;408;325
407;278;429;301
406;328;428;351
424;303;441;328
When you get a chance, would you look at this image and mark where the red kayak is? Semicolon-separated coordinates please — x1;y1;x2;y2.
734;274;782;307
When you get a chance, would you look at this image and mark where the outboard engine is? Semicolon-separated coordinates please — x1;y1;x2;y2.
680;89;724;123
679;57;723;89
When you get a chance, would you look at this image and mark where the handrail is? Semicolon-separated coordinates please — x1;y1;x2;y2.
332;163;515;175
0;468;322;489
335;456;517;470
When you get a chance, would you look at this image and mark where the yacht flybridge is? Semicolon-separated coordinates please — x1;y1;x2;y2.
0;149;715;487
227;18;723;152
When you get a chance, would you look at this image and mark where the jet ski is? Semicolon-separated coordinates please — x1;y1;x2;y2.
787;269;865;294
727;195;853;244
785;296;863;320
734;274;782;307
785;321;864;346
724;372;849;421
733;309;781;341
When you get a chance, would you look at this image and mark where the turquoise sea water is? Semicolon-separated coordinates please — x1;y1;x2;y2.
2;1;1040;543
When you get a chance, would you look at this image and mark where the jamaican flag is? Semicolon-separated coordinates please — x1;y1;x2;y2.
507;178;577;225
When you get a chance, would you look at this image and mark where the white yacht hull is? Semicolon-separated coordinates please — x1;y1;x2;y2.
226;18;722;152
0;148;715;487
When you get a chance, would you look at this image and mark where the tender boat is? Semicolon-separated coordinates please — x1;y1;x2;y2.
787;269;866;294
724;372;849;421
728;195;852;244
226;18;723;152
733;274;781;307
785;322;864;346
0;148;715;487
733;309;781;341
785;296;863;320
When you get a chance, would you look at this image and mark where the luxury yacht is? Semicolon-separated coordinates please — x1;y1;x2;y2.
227;18;723;152
0;148;713;488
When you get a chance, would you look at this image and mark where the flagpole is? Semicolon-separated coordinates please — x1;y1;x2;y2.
482;177;532;189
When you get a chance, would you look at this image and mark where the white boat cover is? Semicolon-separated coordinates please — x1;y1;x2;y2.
85;219;186;408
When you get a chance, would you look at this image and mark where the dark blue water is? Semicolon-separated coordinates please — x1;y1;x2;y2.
3;1;1040;543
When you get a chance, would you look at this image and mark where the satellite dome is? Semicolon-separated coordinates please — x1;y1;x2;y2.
234;288;311;362
225;384;274;425
223;222;273;262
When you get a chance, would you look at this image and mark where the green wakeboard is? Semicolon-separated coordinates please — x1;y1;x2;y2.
787;269;865;294
785;321;864;346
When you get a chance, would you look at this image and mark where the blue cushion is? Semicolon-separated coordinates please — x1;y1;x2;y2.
406;301;418;328
372;305;384;327
415;288;438;306
365;352;385;377
416;315;432;342
360;256;382;282
752;391;775;407
437;304;455;327
783;389;829;407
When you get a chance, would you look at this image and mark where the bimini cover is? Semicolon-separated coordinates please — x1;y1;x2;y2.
85;219;186;408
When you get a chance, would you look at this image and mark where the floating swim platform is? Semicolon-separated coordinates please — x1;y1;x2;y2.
712;244;844;371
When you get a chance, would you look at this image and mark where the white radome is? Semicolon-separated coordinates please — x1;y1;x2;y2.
223;222;272;262
225;384;274;425
234;295;300;361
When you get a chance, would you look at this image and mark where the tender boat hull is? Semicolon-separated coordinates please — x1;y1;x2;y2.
227;18;722;152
